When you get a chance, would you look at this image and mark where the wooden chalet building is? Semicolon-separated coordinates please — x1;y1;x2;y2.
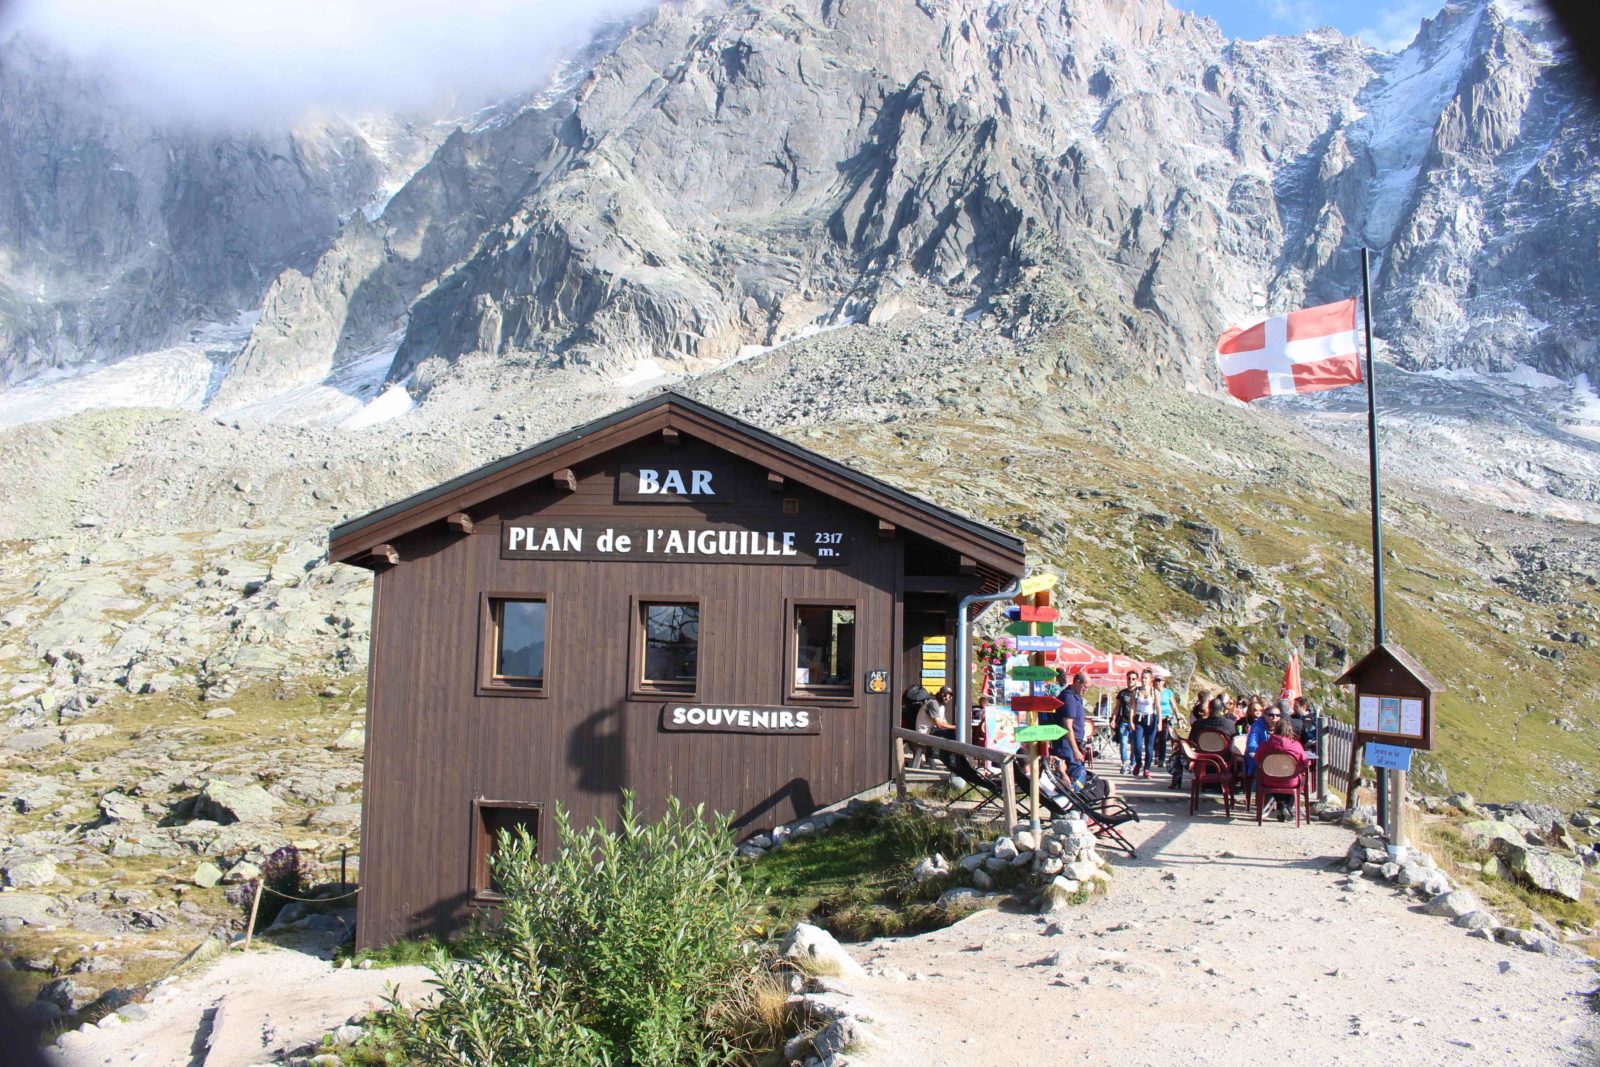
329;391;1025;948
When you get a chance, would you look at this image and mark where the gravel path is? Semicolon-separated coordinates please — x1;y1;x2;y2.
50;941;431;1067
846;777;1599;1067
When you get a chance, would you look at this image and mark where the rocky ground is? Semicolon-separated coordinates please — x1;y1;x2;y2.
1;307;1597;1040
842;777;1600;1067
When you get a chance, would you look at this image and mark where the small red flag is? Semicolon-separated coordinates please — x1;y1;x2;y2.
1280;651;1302;703
1216;298;1363;403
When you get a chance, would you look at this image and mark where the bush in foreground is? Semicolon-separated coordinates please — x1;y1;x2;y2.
384;793;770;1066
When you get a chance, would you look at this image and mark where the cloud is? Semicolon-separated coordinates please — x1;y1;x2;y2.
1;0;656;126
1354;0;1437;51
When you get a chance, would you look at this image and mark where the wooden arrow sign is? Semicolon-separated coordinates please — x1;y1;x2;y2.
1012;635;1059;653
1004;621;1056;637
1018;574;1058;597
1009;695;1063;713
1015;724;1067;743
1009;665;1056;682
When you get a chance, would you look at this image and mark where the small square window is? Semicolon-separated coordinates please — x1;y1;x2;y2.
479;595;549;696
472;801;540;901
794;604;855;694
637;601;699;694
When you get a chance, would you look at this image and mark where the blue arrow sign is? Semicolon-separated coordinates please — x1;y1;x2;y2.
1364;742;1413;772
1013;635;1059;653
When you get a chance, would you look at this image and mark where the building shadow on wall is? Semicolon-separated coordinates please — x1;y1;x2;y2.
569;702;625;797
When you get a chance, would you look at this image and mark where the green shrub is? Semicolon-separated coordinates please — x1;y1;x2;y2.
385;792;765;1066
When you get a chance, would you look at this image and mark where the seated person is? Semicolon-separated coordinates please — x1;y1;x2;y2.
906;685;955;768
1190;695;1236;741
1255;717;1306;820
1244;705;1281;776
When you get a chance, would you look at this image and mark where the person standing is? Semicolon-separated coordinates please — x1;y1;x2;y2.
1154;674;1178;766
1113;670;1138;774
1130;668;1159;779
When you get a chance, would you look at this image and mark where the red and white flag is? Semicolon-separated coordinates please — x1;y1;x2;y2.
1216;298;1362;403
1280;651;1302;703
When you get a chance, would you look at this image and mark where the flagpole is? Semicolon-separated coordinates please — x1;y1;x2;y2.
1360;247;1396;841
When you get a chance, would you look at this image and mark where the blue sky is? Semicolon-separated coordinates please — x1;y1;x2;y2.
1176;0;1441;51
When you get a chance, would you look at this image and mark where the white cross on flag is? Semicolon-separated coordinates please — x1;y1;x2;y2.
1215;298;1362;402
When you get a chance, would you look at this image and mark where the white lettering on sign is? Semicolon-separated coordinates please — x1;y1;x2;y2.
636;468;717;496
504;524;842;564
664;704;817;734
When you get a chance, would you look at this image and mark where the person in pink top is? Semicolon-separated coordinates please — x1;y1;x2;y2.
1254;718;1306;821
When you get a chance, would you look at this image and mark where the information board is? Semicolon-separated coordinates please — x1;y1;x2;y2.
1356;693;1425;741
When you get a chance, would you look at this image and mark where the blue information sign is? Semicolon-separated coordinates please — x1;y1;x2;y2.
1012;635;1059;653
1364;742;1413;772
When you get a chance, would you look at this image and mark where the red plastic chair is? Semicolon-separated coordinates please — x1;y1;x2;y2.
1187;732;1234;817
1255;751;1306;826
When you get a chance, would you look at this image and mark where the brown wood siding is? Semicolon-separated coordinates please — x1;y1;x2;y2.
357;439;908;948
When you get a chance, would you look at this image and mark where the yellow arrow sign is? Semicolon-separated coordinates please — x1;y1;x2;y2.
1017;573;1058;597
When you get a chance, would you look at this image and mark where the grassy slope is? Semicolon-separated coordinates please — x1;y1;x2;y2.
803;371;1600;810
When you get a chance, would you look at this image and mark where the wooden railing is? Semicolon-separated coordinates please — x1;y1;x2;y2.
1321;716;1355;803
891;726;1019;822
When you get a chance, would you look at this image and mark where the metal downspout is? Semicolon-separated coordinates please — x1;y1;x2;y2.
956;576;1025;745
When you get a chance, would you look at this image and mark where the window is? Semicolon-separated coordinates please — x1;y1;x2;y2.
478;595;549;695
472;800;540;901
793;603;855;695
636;600;700;694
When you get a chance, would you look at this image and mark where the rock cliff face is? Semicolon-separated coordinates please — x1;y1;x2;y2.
0;35;444;386
5;0;1597;403
208;0;1600;407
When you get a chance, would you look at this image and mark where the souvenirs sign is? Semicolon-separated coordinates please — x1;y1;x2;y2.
503;522;849;565
660;704;821;735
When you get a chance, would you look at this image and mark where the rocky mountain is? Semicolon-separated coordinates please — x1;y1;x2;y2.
185;0;1598;408
0;34;448;387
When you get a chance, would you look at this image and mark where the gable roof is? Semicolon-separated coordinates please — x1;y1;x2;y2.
328;390;1026;579
1334;642;1443;691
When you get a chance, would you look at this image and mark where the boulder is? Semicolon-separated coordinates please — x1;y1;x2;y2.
1038;876;1082;914
1444;792;1479;816
98;791;144;824
911;855;948;883
193;780;277;824
937;886;990;910
1422;890;1478;920
781;923;867;978
2;858;57;888
1493;840;1584;901
38;978;96;1013
1452;910;1497;931
330;727;365;751
971;869;993;890
192;862;223;889
1462;820;1524;852
1481;856;1510;880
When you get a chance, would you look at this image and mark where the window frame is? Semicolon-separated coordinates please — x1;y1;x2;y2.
629;594;703;701
470;798;543;904
476;592;552;698
786;597;860;706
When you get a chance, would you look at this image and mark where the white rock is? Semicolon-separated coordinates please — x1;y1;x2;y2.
781;923;867;978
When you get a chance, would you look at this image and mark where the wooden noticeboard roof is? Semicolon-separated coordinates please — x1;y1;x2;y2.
328;390;1027;579
1335;642;1442;692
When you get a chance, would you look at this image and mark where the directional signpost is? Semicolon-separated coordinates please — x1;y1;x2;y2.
1013;635;1058;653
1015;723;1067;744
1008;665;1056;682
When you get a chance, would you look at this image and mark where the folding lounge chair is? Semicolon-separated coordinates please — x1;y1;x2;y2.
947;754;1007;819
1061;782;1141;858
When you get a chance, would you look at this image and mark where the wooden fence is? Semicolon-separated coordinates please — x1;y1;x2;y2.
1321;716;1355;802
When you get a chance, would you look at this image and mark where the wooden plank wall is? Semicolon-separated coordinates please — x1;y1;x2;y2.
358;438;908;947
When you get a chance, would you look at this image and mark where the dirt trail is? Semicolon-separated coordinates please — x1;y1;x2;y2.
843;777;1599;1067
51;941;431;1066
